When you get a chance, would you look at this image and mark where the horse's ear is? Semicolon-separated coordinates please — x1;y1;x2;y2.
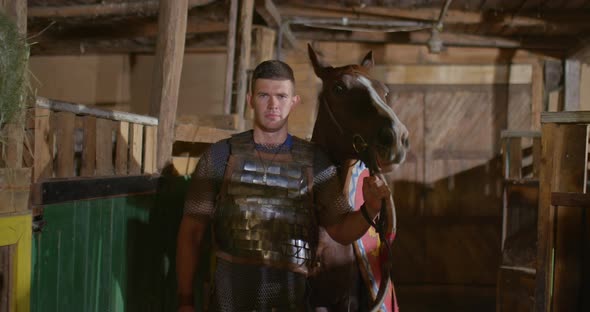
361;51;374;69
308;43;328;78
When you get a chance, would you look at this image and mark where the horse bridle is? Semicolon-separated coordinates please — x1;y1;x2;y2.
352;134;397;312
321;95;398;312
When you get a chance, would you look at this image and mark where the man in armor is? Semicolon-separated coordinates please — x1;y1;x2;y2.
176;60;390;312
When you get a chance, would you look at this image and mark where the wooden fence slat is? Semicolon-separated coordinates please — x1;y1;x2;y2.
143;125;157;174
129;123;143;175
115;121;129;175
96;119;114;176
532;137;541;179
33;108;52;182
80;116;97;177
508;138;522;180
54;112;76;178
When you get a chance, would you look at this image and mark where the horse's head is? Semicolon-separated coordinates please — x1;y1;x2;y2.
308;44;409;172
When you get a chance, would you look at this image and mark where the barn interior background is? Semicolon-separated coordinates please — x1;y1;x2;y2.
1;0;589;311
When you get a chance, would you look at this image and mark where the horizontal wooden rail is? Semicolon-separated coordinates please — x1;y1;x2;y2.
541;111;590;124
36;97;158;126
551;192;590;207
28;0;215;18
32;175;160;205
500;130;541;138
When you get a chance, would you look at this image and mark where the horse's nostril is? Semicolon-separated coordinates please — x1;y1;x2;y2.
379;128;395;146
402;136;410;148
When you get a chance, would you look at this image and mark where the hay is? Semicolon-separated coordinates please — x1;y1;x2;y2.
0;11;29;131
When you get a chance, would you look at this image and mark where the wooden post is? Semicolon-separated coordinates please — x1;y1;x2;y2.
1;0;27;169
536;112;590;312
253;26;276;64
234;0;254;121
245;26;276;120
564;59;581;111
223;0;238;115
531;61;543;130
149;0;188;172
33;108;52;181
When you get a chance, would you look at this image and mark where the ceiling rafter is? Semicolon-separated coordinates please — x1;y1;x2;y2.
28;0;217;18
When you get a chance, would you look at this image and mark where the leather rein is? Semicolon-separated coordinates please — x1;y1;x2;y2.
321;95;398;312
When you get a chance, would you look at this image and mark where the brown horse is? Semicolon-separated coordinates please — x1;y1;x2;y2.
306;44;409;311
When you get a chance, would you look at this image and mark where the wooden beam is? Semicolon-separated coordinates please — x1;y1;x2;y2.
292;28;572;51
256;0;281;28
223;0;238;115
552;192;590;207
372;64;533;85
150;0;188;172
28;19;227;42
278;2;590;32
255;0;296;49
30;36;226;56
564;59;581;111
253;26;276;64
541;111;590;124
36;97;158;126
233;0;254;120
28;0;215;18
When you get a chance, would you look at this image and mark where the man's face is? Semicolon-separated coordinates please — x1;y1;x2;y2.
248;78;300;133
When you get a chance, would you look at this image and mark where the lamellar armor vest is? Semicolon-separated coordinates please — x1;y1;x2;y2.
213;132;317;275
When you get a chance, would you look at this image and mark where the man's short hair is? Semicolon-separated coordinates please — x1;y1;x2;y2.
251;60;295;93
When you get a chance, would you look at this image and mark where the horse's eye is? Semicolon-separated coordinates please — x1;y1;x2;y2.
332;84;345;95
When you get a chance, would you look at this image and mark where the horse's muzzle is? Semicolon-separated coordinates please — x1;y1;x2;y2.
376;126;409;167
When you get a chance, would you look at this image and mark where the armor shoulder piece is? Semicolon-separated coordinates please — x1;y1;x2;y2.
291;137;314;167
229;130;255;156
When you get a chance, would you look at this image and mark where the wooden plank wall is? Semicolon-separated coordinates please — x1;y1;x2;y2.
282;41;547;311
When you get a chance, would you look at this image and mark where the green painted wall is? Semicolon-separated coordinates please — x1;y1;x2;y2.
31;177;210;312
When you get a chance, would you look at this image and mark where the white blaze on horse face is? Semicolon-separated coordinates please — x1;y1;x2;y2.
356;76;400;125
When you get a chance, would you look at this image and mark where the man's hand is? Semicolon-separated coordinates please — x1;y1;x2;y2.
362;176;391;217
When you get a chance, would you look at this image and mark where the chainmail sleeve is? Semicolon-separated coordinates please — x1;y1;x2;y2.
313;148;353;227
184;139;230;219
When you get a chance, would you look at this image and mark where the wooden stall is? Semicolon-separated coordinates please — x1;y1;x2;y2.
7;0;590;311
536;112;590;312
496;130;541;312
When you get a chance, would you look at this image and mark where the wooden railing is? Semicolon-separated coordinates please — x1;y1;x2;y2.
501;130;542;181
497;130;542;312
33;97;158;182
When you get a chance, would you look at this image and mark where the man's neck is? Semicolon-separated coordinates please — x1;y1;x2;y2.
252;127;288;146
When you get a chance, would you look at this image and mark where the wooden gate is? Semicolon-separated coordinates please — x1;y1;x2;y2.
30;176;211;312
